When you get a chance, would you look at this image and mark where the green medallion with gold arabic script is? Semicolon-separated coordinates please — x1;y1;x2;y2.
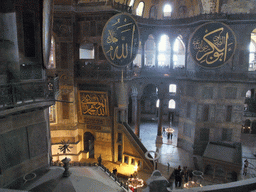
189;22;236;68
101;13;139;67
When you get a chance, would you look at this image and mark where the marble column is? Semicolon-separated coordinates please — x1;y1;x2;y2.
155;41;159;68
184;37;189;72
135;99;141;137
169;38;174;70
156;98;164;144
141;40;145;69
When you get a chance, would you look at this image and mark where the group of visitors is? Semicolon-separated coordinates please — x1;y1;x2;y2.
169;165;193;188
162;127;173;140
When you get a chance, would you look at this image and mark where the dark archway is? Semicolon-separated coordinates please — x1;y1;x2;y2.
141;84;158;120
252;120;256;134
84;132;95;158
243;119;251;133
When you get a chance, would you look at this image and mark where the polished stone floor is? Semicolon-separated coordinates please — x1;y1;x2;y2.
136;120;194;170
132;120;256;190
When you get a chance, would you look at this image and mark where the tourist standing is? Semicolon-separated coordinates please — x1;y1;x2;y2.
243;159;249;176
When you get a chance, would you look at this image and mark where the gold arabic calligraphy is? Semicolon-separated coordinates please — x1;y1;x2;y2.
105;17;136;61
192;27;234;65
80;92;108;116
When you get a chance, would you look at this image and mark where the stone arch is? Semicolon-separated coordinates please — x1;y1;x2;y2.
140;84;158;118
173;35;185;69
158;34;171;67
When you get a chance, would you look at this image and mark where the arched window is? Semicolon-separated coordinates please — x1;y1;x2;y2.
168;99;175;109
149;5;157;19
163;4;172;17
48;36;56;69
173;36;185;69
156;99;160;108
129;0;135;7
144;34;156;67
159;34;169;51
158;34;170;67
246;90;252;98
136;2;144;16
249;29;256;71
169;84;176;93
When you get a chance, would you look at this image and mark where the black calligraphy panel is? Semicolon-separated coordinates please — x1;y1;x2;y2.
101;13;140;68
190;22;236;68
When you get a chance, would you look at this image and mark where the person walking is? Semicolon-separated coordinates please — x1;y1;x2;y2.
174;166;182;188
183;166;188;183
243;159;249;176
188;169;193;181
167;132;170;140
170;132;173;140
163;127;166;136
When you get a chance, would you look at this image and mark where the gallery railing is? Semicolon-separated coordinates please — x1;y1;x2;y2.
76;68;134;80
134;13;256;26
75;62;256;82
0;77;59;110
112;2;132;13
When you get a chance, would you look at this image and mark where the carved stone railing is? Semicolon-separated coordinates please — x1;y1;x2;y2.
0;77;59;110
112;1;132;13
75;68;134;81
75;62;256;82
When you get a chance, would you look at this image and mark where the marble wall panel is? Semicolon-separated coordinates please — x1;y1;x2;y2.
27;122;48;158
0;127;29;170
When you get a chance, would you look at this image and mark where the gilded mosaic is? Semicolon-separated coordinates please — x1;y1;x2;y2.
79;91;109;117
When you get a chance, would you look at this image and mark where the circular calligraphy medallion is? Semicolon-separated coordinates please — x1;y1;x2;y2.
189;22;236;69
101;13;140;68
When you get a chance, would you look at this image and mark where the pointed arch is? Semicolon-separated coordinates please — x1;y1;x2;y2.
149;5;157;19
144;34;156;67
173;35;185;69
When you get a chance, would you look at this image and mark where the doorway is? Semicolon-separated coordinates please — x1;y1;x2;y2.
84;132;95;158
168;111;174;125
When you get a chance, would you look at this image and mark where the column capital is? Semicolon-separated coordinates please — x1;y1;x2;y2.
131;86;138;96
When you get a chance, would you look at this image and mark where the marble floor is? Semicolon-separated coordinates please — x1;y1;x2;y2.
133;120;256;189
136;121;194;170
